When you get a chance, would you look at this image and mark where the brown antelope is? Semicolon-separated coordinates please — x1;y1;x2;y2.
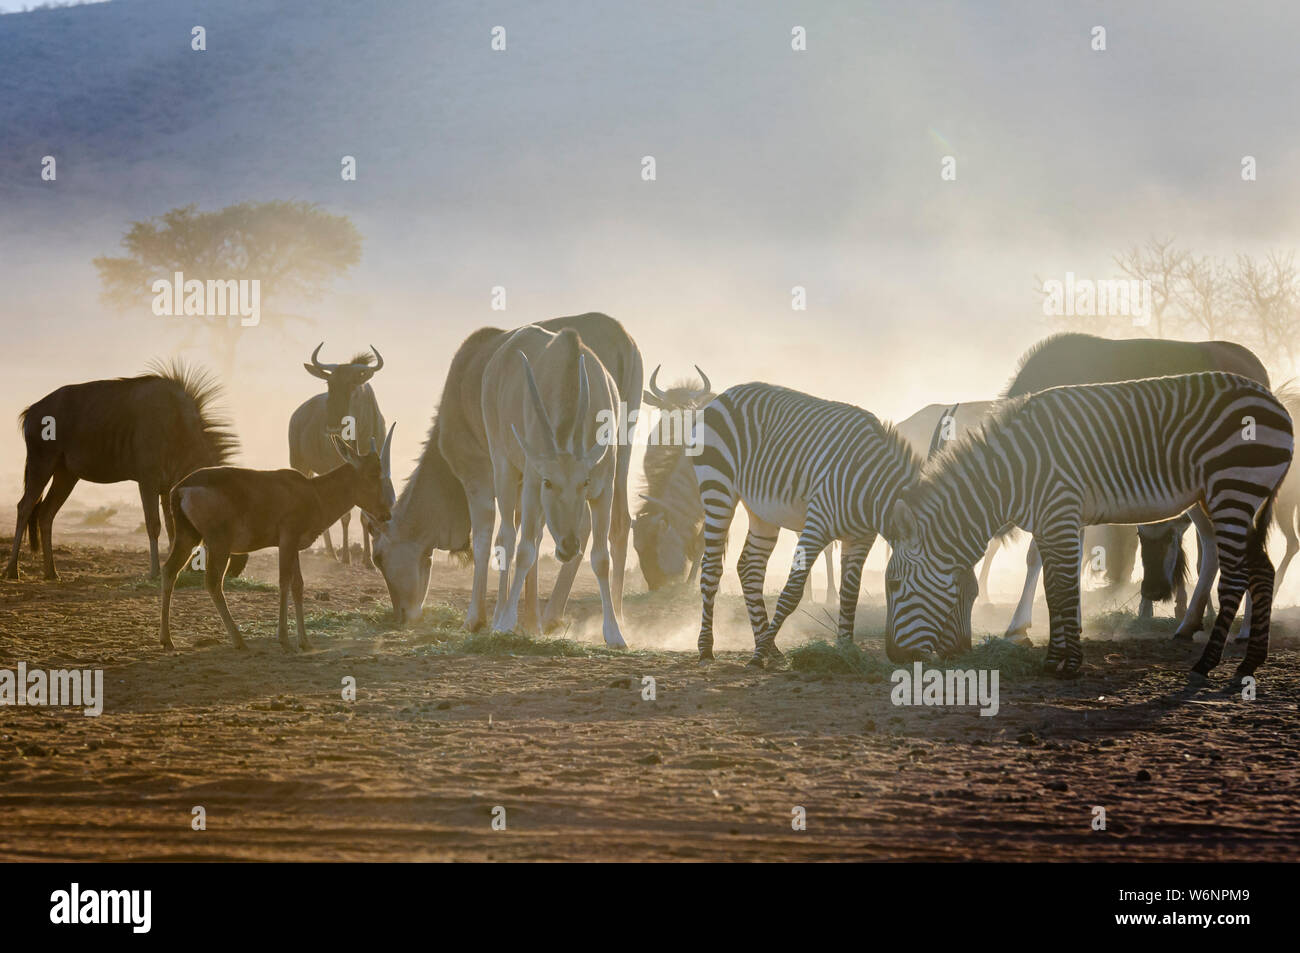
289;343;387;566
371;313;642;630
481;327;626;646
159;425;395;652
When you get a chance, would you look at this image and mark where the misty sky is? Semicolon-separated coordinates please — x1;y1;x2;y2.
2;0;1299;525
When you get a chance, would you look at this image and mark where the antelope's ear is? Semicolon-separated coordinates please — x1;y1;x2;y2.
885;498;919;543
583;440;611;470
304;362;331;380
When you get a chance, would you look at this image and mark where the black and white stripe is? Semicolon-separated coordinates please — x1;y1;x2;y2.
885;372;1293;680
691;382;922;665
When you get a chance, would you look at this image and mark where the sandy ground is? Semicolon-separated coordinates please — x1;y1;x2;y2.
1;512;1299;862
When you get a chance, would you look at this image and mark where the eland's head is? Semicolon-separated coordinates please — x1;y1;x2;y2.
305;342;384;435
512;349;611;563
883;497;977;663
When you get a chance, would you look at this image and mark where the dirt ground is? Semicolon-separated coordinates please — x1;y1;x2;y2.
1;516;1299;862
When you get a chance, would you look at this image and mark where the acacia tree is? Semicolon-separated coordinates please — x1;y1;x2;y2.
1175;255;1237;341
1113;237;1188;339
1230;251;1300;371
94;201;362;374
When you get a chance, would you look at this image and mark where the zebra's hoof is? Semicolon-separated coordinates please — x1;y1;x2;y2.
1187;670;1210;689
745;655;766;669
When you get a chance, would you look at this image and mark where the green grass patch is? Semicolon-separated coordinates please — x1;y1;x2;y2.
1086;607;1184;636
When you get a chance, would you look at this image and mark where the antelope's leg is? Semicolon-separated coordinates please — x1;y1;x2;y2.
277;543;295;651
609;465;630;618
1004;538;1041;640
204;549;243;649
542;505;590;631
139;482;163;579
339;510;352;566
464;486;497;632
588;491;626;648
36;465;78;581
292;554;309;650
361;520;374;570
159;521;201;650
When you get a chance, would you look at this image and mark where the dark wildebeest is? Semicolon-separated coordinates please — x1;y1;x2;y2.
161;427;394;653
1001;333;1270;642
288;343;386;567
371;313;642;629
6;361;241;581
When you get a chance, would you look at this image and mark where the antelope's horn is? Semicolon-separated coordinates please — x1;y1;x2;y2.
311;341;340;373
573;353;590;454
380;421;396;477
518;351;559;457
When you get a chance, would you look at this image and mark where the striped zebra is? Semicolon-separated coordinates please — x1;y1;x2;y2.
692;382;975;666
884;372;1293;682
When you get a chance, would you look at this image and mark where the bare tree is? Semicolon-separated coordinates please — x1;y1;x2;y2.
1230;251;1300;372
1114;237;1188;338
1175;255;1237;340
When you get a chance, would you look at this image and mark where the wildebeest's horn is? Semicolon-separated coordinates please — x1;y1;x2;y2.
369;345;384;374
573;353;590;454
380;421;396;477
647;365;667;402
518;351;559;456
693;365;712;397
311;342;340;374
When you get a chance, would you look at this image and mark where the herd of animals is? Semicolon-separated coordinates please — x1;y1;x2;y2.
5;312;1299;687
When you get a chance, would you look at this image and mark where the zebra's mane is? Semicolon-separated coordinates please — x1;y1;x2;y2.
878;417;926;482
912;393;1031;503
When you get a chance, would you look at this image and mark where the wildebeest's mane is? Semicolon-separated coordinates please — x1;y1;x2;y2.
144;359;240;465
1000;332;1093;398
347;351;377;366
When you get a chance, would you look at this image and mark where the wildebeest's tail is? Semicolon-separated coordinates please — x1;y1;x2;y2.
17;404;43;552
147;359;239;466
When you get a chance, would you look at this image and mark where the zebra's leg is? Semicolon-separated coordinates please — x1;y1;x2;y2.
1235;549;1274;681
1175;504;1218;640
1037;518;1084;678
836;534;874;642
1191;507;1253;678
753;520;831;666
736;515;779;649
976;536;1001;606
697;493;738;662
1003;538;1041;643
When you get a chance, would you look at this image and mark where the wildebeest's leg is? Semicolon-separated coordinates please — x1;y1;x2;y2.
339;509;352;565
542;505;590;631
36;465;77;581
464;485;498;632
753;515;831;666
588;490;626;648
836;534;874;642
697;493;738;662
139;483;163;579
1003;538;1041;642
203;549;244;649
6;451;57;580
1038;515;1084;678
361;519;374;570
159;519;202;650
736;513;779;646
292;558;309;650
976;536;1001;605
1175;505;1218;640
321;523;337;560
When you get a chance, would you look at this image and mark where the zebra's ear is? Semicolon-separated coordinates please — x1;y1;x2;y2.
885;498;919;543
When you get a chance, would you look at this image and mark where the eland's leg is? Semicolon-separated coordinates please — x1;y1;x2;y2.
489;473;521;632
588;491;626;648
1175;505;1219;639
542;506;591;631
976;536;1001;606
1004;538;1041;643
465;486;497;632
500;488;543;635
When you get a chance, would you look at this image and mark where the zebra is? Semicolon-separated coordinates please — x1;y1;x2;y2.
883;372;1293;683
692;382;976;666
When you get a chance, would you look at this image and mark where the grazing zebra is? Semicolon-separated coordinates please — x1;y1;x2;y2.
884;373;1293;682
692;382;975;666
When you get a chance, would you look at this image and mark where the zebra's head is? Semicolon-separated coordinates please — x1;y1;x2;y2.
884;499;977;661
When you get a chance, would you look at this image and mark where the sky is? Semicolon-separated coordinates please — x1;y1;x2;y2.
1;0;1299;586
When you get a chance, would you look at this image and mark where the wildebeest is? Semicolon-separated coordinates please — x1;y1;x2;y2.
371;313;642;629
999;333;1270;641
288;343;386;567
160;426;394;652
632;366;840;603
482;327;626;645
6;361;239;581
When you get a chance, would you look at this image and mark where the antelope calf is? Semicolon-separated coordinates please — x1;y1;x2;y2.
159;427;394;652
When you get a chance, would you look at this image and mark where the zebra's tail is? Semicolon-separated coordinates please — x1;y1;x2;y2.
1248;493;1276;561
